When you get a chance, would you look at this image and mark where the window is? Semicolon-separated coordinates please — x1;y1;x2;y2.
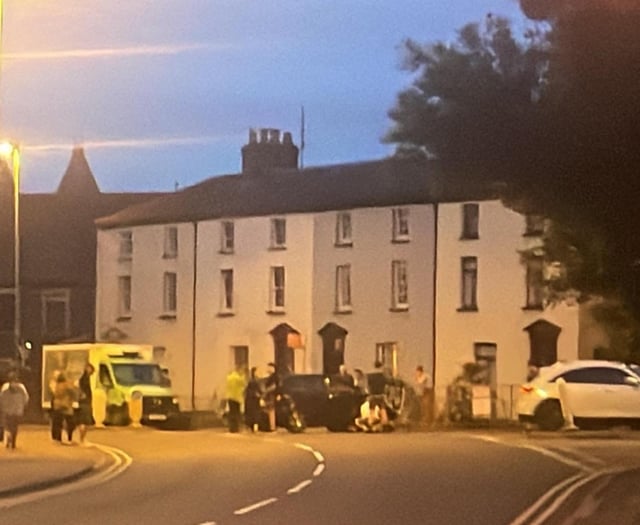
232;346;249;370
220;221;234;254
118;276;132;318
163;272;177;315
558;367;630;385
119;231;133;260
391;260;409;310
335;264;352;312
525;257;545;309
460;257;478;310
270;218;287;249
525;214;545;236
41;289;70;337
164;226;178;258
220;269;234;313
269;266;285;311
375;342;398;376
335;212;352;246
392;208;410;242
461;203;479;239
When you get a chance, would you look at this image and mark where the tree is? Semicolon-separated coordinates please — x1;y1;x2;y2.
386;7;640;358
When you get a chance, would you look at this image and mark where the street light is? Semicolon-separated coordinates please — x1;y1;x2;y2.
0;141;21;343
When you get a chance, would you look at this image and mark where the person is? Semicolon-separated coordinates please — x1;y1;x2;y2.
353;368;368;395
367;361;389;426
262;362;280;432
0;371;29;449
51;373;77;443
414;365;434;426
75;363;95;445
225;364;246;433
244;367;263;433
333;364;355;390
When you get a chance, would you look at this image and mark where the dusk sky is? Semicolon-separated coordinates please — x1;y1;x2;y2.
1;0;525;193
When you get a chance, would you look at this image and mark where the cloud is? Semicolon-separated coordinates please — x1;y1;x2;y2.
24;134;242;153
3;43;228;62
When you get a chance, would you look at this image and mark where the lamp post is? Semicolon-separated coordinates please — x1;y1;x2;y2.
0;141;21;343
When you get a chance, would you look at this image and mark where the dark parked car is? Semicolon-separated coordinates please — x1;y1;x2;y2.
280;374;366;431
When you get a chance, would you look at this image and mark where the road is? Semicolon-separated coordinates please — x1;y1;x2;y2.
0;427;615;525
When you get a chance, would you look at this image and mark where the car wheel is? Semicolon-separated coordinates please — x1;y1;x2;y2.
535;400;564;431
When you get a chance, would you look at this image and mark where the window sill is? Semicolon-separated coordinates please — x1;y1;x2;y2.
457;306;478;312
217;311;235;318
389;306;409;313
266;309;286;316
162;253;178;259
334;308;353;315
268;246;287;251
334;241;353;248
522;305;544;311
118;256;132;263
459;235;479;241
218;250;234;255
391;237;410;244
158;314;177;321
116;316;132;322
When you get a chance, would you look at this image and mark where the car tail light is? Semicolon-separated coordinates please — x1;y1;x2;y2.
520;385;534;394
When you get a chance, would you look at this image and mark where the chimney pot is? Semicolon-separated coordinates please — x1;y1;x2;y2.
260;129;269;143
283;132;293;145
269;129;280;144
248;128;257;144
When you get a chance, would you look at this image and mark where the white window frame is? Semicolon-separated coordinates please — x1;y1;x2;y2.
335;264;352;312
391;260;409;310
269;266;286;312
163;226;178;258
220;220;235;254
270;217;287;249
220;268;234;313
375;342;398;377
461;256;478;310
392;208;410;242
335;211;353;246
163;272;177;316
117;276;132;318
41;288;71;336
119;230;133;260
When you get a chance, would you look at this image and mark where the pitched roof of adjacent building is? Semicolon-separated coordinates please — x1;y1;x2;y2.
95;157;499;230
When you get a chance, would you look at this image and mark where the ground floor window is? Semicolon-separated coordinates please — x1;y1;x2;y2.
375;342;398;376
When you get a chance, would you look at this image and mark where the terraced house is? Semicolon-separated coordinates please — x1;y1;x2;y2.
94;129;592;417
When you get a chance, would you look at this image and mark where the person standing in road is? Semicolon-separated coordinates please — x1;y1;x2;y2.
225;364;246;433
244;367;263;433
75;363;95;445
51;373;77;443
414;365;434;426
0;371;29;449
263;362;279;432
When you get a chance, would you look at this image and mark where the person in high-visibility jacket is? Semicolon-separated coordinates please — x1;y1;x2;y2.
225;365;247;433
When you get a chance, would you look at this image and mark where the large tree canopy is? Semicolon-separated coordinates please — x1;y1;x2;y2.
386;4;640;356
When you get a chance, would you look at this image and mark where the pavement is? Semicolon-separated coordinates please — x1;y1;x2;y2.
0;424;110;498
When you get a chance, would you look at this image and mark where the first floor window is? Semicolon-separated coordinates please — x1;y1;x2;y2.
118;276;132;317
163;272;177;314
461;257;478;310
221;269;234;312
270;266;285;310
391;260;409;310
41;289;71;337
526;257;545;309
335;264;352;311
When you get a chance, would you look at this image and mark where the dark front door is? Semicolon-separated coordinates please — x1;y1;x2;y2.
318;322;348;375
525;319;561;367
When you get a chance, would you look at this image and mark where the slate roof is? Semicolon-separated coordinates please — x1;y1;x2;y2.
96;157;499;230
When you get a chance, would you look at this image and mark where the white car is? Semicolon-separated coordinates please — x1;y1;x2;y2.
517;360;640;430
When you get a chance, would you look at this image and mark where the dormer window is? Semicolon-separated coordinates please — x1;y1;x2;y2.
392;208;410;243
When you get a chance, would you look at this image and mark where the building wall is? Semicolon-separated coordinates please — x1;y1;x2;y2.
311;205;435;380
434;200;579;416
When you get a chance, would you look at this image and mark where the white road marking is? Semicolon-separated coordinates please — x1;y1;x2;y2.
312;450;325;463
294;443;314;452
313;463;325;477
287;479;313;494
234;497;278;515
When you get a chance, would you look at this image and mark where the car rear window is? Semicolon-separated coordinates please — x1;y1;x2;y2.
283;375;326;393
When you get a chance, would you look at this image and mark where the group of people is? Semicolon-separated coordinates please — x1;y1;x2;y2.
225;362;280;433
48;363;96;445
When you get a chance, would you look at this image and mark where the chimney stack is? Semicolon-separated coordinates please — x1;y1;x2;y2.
241;127;299;176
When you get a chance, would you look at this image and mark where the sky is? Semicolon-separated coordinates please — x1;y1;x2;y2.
0;0;526;193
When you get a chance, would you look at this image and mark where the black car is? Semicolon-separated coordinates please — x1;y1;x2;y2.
280;374;366;431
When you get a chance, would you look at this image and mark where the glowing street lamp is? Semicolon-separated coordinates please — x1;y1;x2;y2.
0;141;21;342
